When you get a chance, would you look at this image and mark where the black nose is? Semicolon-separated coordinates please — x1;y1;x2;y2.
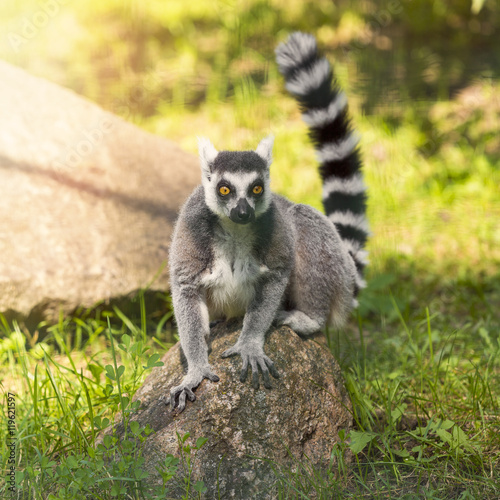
230;198;254;224
237;206;250;221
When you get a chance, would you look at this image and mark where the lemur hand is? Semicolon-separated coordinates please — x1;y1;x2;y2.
169;365;219;412
221;341;279;390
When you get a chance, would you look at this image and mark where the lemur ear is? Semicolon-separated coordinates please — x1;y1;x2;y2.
197;137;218;178
255;135;274;167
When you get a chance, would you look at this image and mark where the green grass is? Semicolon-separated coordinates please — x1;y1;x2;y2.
1;283;498;498
1;0;500;497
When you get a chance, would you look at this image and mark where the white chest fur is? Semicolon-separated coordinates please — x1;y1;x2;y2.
202;223;268;319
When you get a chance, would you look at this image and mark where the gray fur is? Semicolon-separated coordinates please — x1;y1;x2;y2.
274;32;317;72
168;140;356;411
302;91;347;128
285;58;331;96
317;133;360;163
255;135;274;166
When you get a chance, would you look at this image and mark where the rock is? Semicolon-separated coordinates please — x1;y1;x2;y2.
0;61;200;327
116;320;352;499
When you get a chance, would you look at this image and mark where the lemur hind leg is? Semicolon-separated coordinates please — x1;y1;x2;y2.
275;309;323;337
276;204;356;337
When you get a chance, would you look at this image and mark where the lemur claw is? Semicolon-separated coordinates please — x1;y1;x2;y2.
168;366;219;412
222;343;278;390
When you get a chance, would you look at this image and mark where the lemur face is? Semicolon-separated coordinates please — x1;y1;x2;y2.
198;137;273;224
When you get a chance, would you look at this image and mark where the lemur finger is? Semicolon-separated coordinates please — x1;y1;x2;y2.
240;357;249;383
185;388;196;402
250;359;260;389
263;355;280;379
266;364;279;379
170;386;181;409
207;372;220;383
221;347;236;358
259;362;272;389
251;371;260;390
177;391;187;412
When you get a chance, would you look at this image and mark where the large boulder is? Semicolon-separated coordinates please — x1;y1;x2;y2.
0;61;199;326
119;321;352;499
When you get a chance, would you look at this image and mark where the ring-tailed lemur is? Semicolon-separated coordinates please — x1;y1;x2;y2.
168;32;369;412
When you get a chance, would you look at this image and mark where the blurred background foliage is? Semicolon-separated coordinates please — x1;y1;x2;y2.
0;0;499;311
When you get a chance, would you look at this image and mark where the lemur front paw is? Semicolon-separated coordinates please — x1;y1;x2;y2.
168;365;219;412
221;342;279;390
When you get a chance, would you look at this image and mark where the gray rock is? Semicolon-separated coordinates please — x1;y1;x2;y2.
0;61;199;326
118;321;352;499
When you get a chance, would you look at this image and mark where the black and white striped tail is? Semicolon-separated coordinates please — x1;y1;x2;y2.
275;32;369;298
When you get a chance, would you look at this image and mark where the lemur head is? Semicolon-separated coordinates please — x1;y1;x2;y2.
198;136;274;225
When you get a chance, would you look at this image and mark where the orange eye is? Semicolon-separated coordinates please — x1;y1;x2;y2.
219;186;230;196
253;185;263;195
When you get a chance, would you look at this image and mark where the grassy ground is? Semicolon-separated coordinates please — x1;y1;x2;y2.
1;0;499;498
